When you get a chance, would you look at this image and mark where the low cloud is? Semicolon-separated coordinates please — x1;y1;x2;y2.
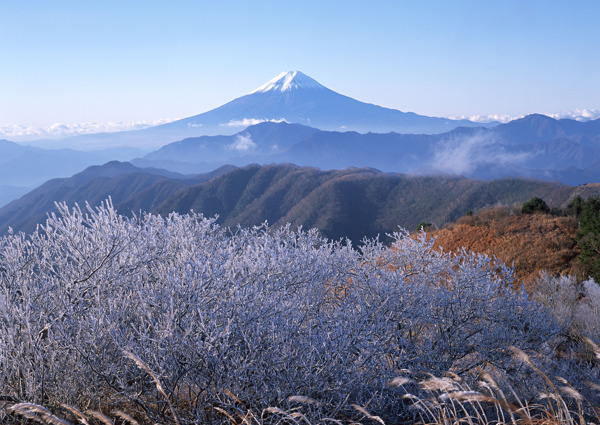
449;109;600;124
546;109;600;121
227;133;257;151
430;133;532;175
0;119;177;141
448;114;524;124
221;118;288;127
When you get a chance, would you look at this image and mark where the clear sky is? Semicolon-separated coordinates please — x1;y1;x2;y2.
1;0;599;139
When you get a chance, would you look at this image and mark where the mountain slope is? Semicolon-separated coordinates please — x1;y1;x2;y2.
42;71;489;150
154;164;596;242
0;139;145;207
492;114;600;145
132;121;320;172
163;71;483;136
133;115;600;185
0;162;231;235
431;207;581;289
4;163;600;242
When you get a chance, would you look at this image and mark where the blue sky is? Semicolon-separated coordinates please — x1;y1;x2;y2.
1;1;599;138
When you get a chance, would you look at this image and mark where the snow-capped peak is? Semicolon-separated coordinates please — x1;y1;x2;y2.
250;71;326;94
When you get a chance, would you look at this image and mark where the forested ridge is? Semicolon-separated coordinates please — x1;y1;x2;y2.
4;162;600;243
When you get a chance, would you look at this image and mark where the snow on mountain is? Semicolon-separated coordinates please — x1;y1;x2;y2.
163;70;488;138
249;71;327;93
30;71;491;150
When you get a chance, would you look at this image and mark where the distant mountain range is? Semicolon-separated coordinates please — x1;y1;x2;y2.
3;162;599;242
131;114;600;185
0;139;144;207
3;110;600;212
2;70;600;221
34;71;491;150
0;161;234;235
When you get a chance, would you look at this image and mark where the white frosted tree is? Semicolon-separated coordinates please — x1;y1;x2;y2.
0;200;579;423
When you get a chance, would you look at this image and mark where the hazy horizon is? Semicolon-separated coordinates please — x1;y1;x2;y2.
2;1;599;141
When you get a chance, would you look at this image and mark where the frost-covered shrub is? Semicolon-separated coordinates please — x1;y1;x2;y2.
533;272;600;340
531;272;600;408
0;200;572;422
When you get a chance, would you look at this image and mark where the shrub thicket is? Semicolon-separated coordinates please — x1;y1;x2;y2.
0;200;598;424
572;196;600;282
521;196;550;214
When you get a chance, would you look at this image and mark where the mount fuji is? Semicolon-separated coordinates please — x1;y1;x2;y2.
53;71;491;150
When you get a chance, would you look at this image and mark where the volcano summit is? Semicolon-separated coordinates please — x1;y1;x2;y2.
52;71;489;150
159;70;486;138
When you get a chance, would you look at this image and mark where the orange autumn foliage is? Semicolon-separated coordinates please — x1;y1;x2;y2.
428;206;581;292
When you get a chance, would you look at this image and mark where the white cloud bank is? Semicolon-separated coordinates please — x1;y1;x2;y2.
449;114;525;124
221;118;288;127
448;109;600;124
546;108;600;121
0;119;177;141
430;133;532;175
2;109;598;143
227;134;257;151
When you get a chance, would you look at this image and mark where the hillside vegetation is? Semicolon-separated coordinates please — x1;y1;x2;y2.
431;207;581;288
154;165;586;242
430;193;600;290
133;115;600;185
5;163;600;243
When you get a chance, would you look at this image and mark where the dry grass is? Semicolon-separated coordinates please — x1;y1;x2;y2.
431;208;581;289
124;350;181;425
4;348;599;425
